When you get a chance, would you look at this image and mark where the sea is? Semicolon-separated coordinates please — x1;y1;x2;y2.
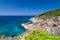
0;16;34;37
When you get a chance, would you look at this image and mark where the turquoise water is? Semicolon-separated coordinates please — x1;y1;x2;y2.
0;16;34;37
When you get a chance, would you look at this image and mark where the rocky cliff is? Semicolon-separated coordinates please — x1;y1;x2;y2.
22;9;60;36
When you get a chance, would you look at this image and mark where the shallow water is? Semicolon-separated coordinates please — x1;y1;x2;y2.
0;16;34;37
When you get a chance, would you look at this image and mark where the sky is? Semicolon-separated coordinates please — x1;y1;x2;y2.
0;0;60;16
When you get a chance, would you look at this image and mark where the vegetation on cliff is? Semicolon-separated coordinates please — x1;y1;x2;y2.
25;30;60;40
37;9;60;18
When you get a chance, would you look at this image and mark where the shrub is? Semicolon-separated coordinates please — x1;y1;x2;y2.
25;30;60;40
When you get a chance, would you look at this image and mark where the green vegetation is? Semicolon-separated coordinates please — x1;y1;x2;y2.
37;9;60;18
25;30;60;40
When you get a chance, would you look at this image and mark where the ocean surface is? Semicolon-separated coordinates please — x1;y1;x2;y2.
0;16;34;37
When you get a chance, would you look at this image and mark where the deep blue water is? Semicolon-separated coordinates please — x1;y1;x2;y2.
0;16;34;37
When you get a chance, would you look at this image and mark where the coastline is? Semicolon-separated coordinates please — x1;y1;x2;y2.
0;17;31;40
1;15;60;40
21;16;60;36
0;17;34;40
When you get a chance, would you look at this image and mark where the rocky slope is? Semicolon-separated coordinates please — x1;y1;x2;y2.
22;9;60;36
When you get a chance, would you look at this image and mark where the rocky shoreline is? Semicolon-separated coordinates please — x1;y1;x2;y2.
22;16;60;36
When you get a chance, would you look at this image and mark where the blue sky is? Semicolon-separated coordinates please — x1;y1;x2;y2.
0;0;60;16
